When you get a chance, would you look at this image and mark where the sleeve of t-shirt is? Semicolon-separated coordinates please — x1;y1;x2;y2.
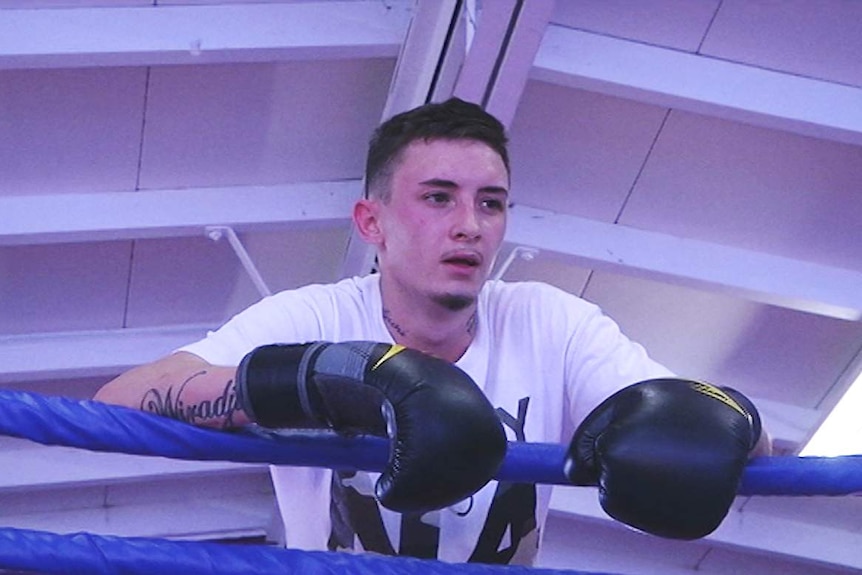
562;295;675;427
177;286;333;367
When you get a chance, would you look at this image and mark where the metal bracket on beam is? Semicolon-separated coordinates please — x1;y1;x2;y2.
492;245;539;280
205;226;272;298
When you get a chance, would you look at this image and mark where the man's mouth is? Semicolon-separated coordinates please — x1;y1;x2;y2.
441;252;482;269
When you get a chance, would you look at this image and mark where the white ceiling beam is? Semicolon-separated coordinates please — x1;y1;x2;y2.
0;439;265;491
532;25;862;146
452;0;555;127
0;325;212;383
452;0;521;105
753;397;821;452
8;492;275;541
507;205;862;321
0;1;412;69
0;182;358;246
379;0;461;118
341;0;462;278
341;0;555;277
0;456;273;540
0;325;815;450
483;0;554;127
550;487;862;571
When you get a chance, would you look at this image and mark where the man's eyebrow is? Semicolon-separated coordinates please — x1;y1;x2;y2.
419;178;509;196
419;178;457;188
479;185;510;196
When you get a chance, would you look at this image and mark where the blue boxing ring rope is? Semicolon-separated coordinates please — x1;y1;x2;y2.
0;388;859;575
0;527;618;575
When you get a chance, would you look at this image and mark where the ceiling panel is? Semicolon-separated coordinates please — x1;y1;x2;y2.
540;512;709;573
0;242;131;335
0;67;146;196
125;235;257;329
0;1;148;6
138;58;394;190
508;80;667;221
124;227;348;328
619;110;862;272
495;243;592;296
697;543;855;575
703;0;862;88
237;226;350;290
0;375;110;400
743;496;862;536
551;0;720;52
542;510;856;575
155;0;364;4
582;272;862;409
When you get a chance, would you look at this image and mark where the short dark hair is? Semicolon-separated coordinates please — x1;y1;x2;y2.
364;98;510;201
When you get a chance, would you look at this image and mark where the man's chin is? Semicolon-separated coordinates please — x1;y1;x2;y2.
431;292;476;312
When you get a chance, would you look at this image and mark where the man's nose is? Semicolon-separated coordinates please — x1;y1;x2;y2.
452;202;481;241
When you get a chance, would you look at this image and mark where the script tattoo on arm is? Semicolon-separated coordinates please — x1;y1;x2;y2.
140;370;243;429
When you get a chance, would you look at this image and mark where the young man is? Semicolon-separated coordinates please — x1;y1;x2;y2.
96;98;764;565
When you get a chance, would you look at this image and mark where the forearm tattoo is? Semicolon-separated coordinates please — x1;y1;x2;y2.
140;371;242;429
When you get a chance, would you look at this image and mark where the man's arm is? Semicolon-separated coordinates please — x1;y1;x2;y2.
93;352;250;429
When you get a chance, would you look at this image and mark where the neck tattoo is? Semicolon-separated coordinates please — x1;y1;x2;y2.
382;308;407;337
467;312;478;336
382;308;478;340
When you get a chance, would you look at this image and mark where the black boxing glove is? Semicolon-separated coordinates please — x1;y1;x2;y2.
565;378;761;539
236;341;507;513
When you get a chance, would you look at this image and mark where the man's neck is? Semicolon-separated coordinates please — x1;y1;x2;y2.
380;287;478;363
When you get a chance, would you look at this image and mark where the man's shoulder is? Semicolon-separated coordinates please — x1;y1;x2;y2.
480;279;598;321
277;274;379;302
482;279;587;306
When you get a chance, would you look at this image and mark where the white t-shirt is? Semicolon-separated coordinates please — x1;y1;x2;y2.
180;275;671;565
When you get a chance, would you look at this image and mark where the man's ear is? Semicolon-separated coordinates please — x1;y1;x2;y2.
353;198;384;245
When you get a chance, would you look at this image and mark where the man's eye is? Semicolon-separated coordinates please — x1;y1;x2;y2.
425;192;451;205
481;198;507;212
